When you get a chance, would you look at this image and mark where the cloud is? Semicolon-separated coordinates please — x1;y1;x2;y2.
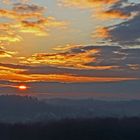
97;10;131;19
13;3;45;13
21;45;126;71
18;45;140;80
0;0;67;52
93;27;111;39
0;72;135;83
60;0;131;20
20;46;100;70
95;3;140;45
0;44;140;83
0;66;137;83
2;0;30;4
0;34;22;42
14;16;66;36
61;0;140;46
0;0;139;98
60;0;120;8
109;14;140;45
1;44;140;84
0;3;66;35
0;47;17;58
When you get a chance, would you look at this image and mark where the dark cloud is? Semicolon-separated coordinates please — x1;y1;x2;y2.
110;14;140;45
13;3;45;13
105;3;140;45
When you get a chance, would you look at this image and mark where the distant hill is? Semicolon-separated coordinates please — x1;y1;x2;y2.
1;95;140;123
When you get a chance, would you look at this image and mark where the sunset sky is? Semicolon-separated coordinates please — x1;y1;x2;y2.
0;0;140;99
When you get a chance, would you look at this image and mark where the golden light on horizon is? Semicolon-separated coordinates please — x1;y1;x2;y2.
18;85;27;90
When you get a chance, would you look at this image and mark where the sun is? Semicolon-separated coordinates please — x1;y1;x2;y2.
18;85;27;90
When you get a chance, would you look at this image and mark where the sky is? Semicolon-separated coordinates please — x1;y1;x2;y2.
0;0;140;99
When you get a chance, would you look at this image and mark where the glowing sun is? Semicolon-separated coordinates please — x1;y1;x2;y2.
18;85;27;90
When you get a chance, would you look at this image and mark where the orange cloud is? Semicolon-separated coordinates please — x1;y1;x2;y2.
0;70;137;83
60;0;119;8
93;27;110;39
0;65;25;73
20;45;120;70
0;45;139;83
0;6;66;36
20;48;101;70
60;0;129;42
14;16;66;36
0;64;135;83
0;50;16;58
53;44;81;51
0;47;17;58
97;10;131;19
0;34;22;42
0;1;67;55
2;0;30;4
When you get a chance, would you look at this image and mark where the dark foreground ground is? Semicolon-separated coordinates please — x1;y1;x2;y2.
0;118;140;140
